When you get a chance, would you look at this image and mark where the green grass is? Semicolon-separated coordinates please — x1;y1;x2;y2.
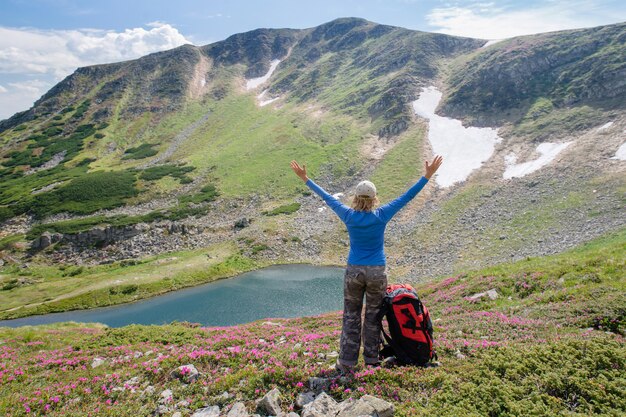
370;126;424;201
0;164;88;206
70;99;90;120
138;164;195;182
0;234;24;250
263;202;301;216
178;95;366;198
511;105;604;140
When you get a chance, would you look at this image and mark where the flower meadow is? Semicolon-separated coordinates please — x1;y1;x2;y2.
0;232;624;416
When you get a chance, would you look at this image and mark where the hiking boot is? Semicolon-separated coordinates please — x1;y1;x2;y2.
381;356;397;368
331;360;354;376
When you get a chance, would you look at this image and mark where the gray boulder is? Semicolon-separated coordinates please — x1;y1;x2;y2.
234;218;250;229
256;387;282;415
308;377;332;394
336;399;376;417
191;406;220;417
301;392;339;417
227;402;249;417
154;404;172;415
159;388;173;403
31;231;54;250
296;391;317;408
467;288;499;301
91;357;106;368
359;395;394;417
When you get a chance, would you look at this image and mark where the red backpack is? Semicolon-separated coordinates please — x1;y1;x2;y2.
378;284;436;366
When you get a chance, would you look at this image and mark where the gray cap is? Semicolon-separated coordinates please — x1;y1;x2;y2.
355;180;376;198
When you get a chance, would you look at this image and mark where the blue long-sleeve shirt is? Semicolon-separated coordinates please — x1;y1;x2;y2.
306;176;429;266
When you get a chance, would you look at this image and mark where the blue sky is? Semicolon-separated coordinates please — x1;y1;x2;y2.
1;0;625;119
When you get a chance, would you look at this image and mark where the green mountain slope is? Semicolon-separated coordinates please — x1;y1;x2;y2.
441;22;626;127
0;18;624;304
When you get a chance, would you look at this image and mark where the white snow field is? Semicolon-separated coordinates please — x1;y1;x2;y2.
246;59;281;90
257;90;280;106
613;142;626;160
503;142;572;179
597;121;614;131
412;86;502;188
481;39;504;48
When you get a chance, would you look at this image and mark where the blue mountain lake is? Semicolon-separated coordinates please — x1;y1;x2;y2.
0;264;345;328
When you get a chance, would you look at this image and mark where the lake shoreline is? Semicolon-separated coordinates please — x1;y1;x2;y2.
0;259;345;324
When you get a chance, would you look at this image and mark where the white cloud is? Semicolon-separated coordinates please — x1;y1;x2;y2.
0;22;190;120
0;79;49;119
426;1;624;39
9;79;50;94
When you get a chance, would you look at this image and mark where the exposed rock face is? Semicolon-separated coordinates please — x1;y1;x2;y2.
30;224;149;251
30;231;62;250
378;117;410;138
442;22;626;120
234;217;251;229
354;395;394;417
202;28;300;77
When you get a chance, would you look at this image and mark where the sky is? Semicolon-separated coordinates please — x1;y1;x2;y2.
1;0;625;120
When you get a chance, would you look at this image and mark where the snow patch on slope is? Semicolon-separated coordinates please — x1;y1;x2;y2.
597;121;614;131
258;89;280;106
481;39;504;48
412;86;502;188
503;142;572;179
613;142;626;160
246;59;281;90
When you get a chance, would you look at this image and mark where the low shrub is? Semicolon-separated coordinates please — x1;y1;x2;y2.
29;170;138;217
264;202;301;216
179;184;218;204
71;99;90;119
122;143;158;160
0;206;14;222
139;164;195;182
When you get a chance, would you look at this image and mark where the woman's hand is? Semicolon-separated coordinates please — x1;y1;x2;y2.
290;160;309;183
424;155;443;180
